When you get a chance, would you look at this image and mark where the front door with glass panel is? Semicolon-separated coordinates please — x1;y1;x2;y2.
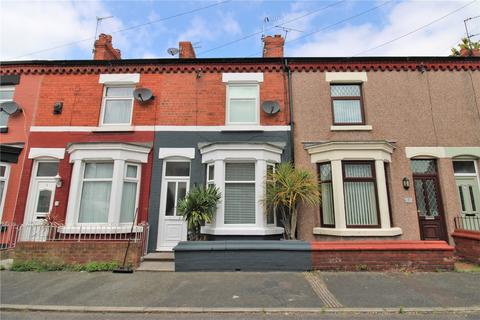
454;160;480;230
23;161;59;240
157;161;190;251
411;160;447;241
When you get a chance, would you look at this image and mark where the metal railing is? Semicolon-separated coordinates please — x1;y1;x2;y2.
454;215;480;232
0;223;150;255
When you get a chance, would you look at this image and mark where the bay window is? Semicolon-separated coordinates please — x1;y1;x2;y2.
308;141;402;237
0;163;10;219
199;142;284;236
65;143;150;229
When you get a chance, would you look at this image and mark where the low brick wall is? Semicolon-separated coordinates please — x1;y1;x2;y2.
311;241;455;271
13;241;143;267
452;230;480;264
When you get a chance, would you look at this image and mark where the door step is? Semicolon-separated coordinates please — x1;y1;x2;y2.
136;261;175;272
141;252;174;262
137;252;175;272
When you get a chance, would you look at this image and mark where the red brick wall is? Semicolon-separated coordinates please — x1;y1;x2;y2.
311;241;455;271
452;230;480;264
33;71;288;127
13;241;143;267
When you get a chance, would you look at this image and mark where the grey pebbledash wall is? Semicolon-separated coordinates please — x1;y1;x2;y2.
147;130;291;252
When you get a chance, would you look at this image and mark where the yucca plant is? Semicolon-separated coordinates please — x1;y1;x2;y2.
177;185;221;240
265;162;320;240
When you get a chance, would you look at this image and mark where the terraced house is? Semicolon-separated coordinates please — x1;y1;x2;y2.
0;33;479;270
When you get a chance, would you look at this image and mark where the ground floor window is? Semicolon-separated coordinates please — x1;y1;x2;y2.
65;143;150;227
308;141;401;237
0;163;10;219
224;163;256;224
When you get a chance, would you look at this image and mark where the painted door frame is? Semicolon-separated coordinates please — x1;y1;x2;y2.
156;159;190;251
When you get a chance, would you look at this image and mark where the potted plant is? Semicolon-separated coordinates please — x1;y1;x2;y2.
265;162;320;240
177;185;221;241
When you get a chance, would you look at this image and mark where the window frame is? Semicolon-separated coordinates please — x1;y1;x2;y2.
120;163;141;223
330;83;365;126
0;162;11;220
77;161;114;225
206;163;215;187
317;162;335;228
224;161;257;225
226;83;260;126
99;85;135;126
342;160;381;228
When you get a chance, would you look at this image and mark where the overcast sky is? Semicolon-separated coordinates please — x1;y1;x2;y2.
1;0;479;61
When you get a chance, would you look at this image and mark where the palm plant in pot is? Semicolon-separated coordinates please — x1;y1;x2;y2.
177;185;221;240
265;162;320;240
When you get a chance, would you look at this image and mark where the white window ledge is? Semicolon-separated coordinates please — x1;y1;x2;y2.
93;126;134;132
201;226;284;236
313;227;402;237
58;225;144;234
330;125;372;131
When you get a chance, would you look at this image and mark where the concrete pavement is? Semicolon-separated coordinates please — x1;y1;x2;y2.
1;270;479;313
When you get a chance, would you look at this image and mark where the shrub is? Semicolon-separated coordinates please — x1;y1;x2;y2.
10;260;118;272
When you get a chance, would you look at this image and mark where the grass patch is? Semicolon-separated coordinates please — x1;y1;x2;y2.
11;260;119;272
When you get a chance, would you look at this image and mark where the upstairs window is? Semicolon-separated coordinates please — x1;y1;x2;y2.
227;84;259;125
100;86;134;125
0;86;15;132
330;84;364;125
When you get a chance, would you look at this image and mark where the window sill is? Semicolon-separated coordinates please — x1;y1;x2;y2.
313;227;402;237
93;126;134;132
221;125;264;132
201;225;284;236
58;225;144;234
330;125;372;131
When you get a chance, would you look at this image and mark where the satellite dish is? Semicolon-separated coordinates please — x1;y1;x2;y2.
262;101;280;115
0;101;21;115
167;47;180;56
133;88;154;102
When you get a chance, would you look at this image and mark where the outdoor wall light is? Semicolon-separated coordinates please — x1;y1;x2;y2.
54;174;63;188
402;177;410;190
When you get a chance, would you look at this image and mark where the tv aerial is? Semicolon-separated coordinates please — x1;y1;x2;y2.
262;101;280;115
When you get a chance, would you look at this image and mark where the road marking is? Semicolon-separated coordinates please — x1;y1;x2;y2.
303;272;343;308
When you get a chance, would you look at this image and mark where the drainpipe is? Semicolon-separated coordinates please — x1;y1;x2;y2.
284;58;295;164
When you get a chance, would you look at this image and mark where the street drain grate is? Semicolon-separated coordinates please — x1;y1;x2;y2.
303;272;343;308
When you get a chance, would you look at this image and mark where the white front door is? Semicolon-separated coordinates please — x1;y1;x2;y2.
23;161;59;240
157;161;190;251
453;160;480;231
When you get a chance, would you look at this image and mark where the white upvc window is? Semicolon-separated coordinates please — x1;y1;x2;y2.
0;86;15;131
224;162;256;224
0;162;11;220
100;86;134;126
199;142;284;236
226;84;260;125
65;143;150;228
206;163;215;187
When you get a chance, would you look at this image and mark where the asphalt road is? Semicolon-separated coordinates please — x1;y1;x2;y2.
2;311;480;320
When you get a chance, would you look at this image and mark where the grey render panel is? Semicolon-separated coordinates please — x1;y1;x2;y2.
174;240;311;271
148;130;291;252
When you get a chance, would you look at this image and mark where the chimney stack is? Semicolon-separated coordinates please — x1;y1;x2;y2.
263;34;284;58
94;34;121;60
179;41;196;59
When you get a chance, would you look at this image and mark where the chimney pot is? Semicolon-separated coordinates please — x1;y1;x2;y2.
179;41;196;59
263;34;285;58
94;33;121;60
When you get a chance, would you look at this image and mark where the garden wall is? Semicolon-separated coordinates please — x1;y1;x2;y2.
311;241;455;271
452;230;480;264
13;241;143;267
